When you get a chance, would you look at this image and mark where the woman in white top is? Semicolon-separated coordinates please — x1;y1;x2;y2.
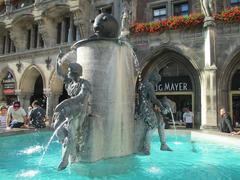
183;107;194;128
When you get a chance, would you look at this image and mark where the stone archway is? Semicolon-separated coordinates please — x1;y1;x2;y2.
19;65;45;110
140;49;201;128
218;49;240;127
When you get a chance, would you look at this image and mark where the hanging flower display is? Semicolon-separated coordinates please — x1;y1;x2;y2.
130;6;240;34
130;14;204;33
215;6;240;23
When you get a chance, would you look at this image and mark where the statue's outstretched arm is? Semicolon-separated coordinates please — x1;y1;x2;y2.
56;50;66;81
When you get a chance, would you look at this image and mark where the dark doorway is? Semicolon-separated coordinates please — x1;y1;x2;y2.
30;75;46;109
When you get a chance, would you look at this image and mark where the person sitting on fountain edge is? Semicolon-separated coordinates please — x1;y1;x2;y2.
219;108;234;133
6;101;28;129
52;50;91;171
28;100;46;128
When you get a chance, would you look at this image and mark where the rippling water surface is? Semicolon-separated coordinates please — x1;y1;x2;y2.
0;131;240;180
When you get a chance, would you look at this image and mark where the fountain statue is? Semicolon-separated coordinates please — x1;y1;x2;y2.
200;0;215;17
135;71;172;155
53;12;171;171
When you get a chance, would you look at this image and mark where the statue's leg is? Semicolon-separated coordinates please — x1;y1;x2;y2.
157;113;172;151
57;137;71;171
54;113;68;143
139;126;151;155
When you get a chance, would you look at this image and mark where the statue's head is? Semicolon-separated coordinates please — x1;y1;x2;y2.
68;63;82;79
148;70;161;84
92;13;119;38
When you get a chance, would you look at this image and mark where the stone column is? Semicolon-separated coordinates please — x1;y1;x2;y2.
30;25;36;49
44;89;53;121
4;32;9;53
61;20;66;44
23;93;32;111
68;15;73;43
15;90;32;111
200;16;218;129
4;0;11;14
73;9;88;39
201;66;217;129
15;89;24;103
76;27;81;41
49;92;61;125
36;18;53;48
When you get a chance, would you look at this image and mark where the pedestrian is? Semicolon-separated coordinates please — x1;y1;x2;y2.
183;107;194;128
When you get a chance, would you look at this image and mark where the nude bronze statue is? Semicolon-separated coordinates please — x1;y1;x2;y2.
137;71;172;155
200;0;215;17
53;50;91;171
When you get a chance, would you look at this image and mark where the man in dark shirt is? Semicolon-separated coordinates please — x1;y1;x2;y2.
29;100;46;128
219;108;234;133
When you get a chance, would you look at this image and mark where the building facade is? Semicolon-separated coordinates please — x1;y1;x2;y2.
0;0;240;129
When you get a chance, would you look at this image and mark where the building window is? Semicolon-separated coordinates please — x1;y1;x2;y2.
97;4;113;14
2;36;6;54
153;6;167;21
230;0;240;6
27;29;31;50
64;17;70;43
7;34;11;53
174;2;189;16
56;22;62;44
39;35;44;48
33;24;38;48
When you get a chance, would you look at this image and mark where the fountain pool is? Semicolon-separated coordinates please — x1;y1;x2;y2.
1;131;240;180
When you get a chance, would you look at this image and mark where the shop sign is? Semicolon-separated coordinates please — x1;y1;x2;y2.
1;72;16;95
3;83;15;89
3;89;15;95
155;76;192;92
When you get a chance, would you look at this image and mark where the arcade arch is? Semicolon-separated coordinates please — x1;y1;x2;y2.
140;49;201;128
219;49;240;128
20;65;46;109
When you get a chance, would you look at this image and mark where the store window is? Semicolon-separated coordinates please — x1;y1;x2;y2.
174;2;189;16
230;0;240;6
153;6;167;21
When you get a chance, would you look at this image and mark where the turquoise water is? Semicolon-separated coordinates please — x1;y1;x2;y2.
1;131;240;180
